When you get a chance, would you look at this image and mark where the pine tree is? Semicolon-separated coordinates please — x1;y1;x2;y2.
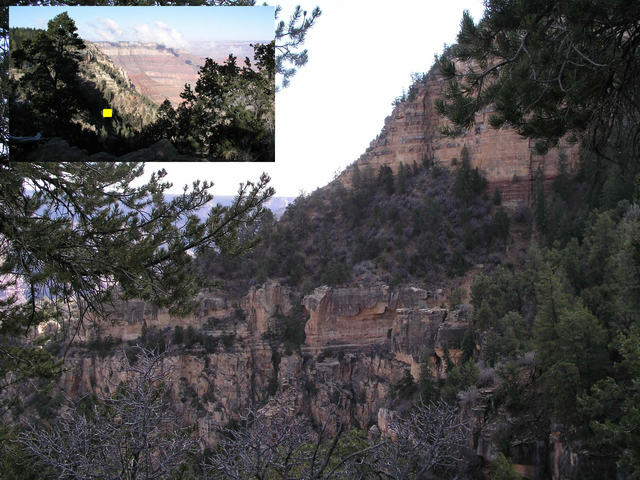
532;262;608;422
377;165;394;195
396;162;408;194
173;42;275;160
0;162;273;401
533;167;547;233
490;453;519;480
11;12;85;133
453;146;487;205
435;1;640;161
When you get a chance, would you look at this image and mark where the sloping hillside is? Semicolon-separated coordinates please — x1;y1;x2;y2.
78;41;159;136
9;27;159;157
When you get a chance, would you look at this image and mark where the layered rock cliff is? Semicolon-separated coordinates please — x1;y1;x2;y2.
94;41;206;106
338;65;581;208
63;281;466;445
92;40;264;107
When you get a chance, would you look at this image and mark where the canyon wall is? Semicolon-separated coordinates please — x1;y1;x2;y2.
63;282;466;445
339;67;580;208
93;41;206;106
92;40;264;108
57;282;600;477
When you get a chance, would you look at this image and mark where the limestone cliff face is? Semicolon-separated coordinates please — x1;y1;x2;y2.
302;285;447;352
246;281;296;335
338;66;580;208
303;285;396;352
89;290;237;342
63;282;467;445
60;342;274;446
391;307;466;379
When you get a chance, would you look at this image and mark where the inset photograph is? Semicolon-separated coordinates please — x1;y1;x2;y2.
9;6;274;161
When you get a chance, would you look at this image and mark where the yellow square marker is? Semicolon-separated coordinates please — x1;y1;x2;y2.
102;109;112;118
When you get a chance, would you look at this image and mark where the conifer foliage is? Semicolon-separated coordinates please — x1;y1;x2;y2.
0;162;273;399
146;42;275;161
436;0;640;159
10;13;85;133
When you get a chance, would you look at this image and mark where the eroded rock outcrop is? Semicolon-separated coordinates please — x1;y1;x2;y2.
246;280;296;335
338;66;580;208
63;282;470;446
303;285;438;352
391;307;467;379
303;285;394;352
60;342;274;446
89;290;236;342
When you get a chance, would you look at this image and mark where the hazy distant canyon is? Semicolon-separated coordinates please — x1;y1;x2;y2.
93;40;264;106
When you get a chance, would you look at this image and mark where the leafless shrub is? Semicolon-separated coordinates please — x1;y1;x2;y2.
204;395;382;480
458;386;480;407
519;351;536;366
371;400;471;480
19;346;196;480
477;365;497;387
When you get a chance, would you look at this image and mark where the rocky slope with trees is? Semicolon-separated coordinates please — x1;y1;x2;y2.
2;0;640;479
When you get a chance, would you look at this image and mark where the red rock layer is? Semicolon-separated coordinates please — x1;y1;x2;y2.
94;42;206;107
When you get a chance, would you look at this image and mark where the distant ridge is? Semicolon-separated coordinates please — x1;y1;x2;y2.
93;41;206;106
92;40;268;107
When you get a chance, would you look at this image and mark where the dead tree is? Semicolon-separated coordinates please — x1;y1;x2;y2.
204;392;384;480
371;400;471;480
19;346;196;480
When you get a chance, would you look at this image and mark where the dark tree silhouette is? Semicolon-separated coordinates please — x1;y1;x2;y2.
11;12;85;133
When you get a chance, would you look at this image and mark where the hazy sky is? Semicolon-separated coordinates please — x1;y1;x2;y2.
9;6;274;47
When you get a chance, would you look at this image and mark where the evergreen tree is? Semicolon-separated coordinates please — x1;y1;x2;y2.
145;99;177;143
396;162;408;194
351;163;362;190
392;369;418;400
0;162;273;400
436;0;640;161
492;187;502;206
377;165;394;195
490;207;510;244
461;326;475;363
418;359;438;403
453;146;487;205
490;453;519;480
174;42;275;160
532;262;608;422
581;327;640;475
10;12;85;133
533;167;547;233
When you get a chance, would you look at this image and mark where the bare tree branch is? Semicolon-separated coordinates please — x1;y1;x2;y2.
19;346;197;480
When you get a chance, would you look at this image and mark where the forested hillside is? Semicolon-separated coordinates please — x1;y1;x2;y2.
2;1;640;479
202;148;511;293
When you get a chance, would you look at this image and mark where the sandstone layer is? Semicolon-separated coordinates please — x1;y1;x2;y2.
94;41;206;106
338;66;581;208
54;280;597;477
63;282;466;446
